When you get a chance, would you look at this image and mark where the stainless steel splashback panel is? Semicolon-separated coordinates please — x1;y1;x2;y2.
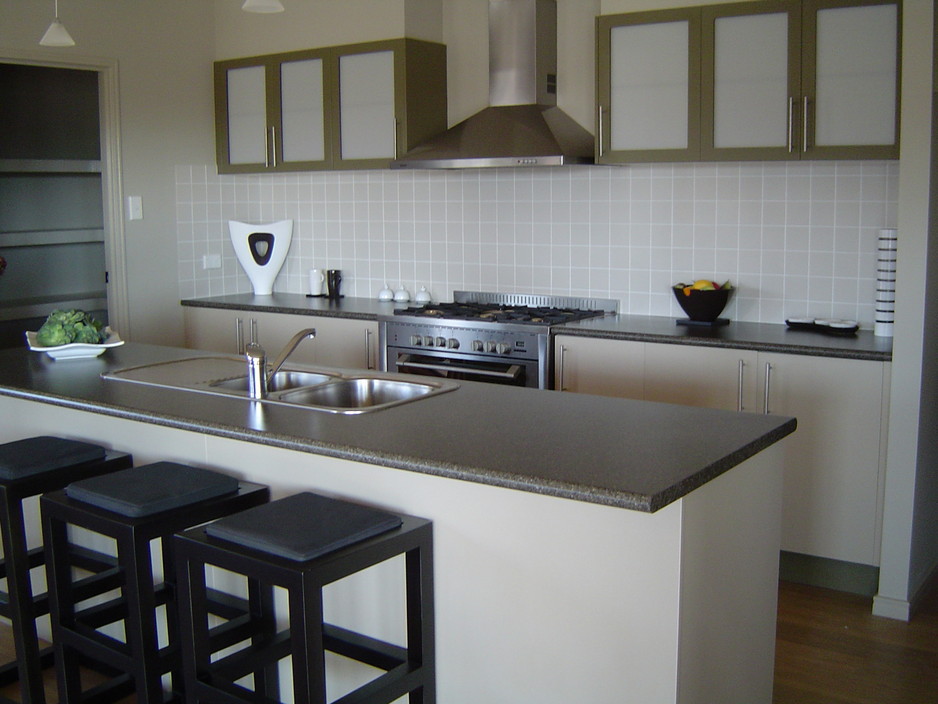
453;291;619;314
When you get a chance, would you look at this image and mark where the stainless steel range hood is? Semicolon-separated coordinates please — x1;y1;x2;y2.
391;0;594;169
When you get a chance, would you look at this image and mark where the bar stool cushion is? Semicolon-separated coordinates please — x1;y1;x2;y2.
0;435;107;480
206;491;402;561
66;462;240;517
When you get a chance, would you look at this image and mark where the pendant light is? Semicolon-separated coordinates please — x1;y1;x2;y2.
39;0;75;47
242;0;285;12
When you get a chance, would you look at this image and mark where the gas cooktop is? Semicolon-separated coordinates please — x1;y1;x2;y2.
393;302;606;325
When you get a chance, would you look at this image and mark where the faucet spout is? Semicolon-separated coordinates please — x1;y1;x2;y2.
245;342;268;399
267;328;317;380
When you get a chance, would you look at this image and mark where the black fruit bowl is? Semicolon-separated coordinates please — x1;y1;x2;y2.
672;286;732;322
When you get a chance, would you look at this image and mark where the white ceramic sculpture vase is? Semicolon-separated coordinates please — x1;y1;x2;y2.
228;220;293;296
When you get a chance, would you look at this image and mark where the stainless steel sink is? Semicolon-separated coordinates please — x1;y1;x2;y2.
102;356;457;413
210;370;335;393
278;377;439;413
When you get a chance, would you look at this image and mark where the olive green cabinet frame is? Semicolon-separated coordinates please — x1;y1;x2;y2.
597;0;901;164
596;7;702;164
214;38;446;173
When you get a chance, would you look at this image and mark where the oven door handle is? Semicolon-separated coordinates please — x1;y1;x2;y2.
397;355;524;381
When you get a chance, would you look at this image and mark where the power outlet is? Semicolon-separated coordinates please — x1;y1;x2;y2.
202;253;222;270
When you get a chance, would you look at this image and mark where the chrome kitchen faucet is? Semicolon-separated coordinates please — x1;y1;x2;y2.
245;328;316;399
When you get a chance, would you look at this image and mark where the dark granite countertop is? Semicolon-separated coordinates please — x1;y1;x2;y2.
182;294;891;361
181;293;397;321
0;343;794;513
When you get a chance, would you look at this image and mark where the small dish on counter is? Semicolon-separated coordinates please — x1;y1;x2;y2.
785;318;859;336
26;329;124;360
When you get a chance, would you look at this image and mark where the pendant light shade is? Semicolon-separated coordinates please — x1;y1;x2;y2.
242;0;285;12
39;0;75;47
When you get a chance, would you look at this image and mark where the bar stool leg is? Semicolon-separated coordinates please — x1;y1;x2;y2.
121;532;163;704
247;576;279;702
42;509;82;704
0;493;46;704
406;539;435;704
293;583;325;704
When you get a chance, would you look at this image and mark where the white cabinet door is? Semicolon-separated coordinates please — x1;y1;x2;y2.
644;345;759;412
184;307;253;354
310;316;379;370
225;64;269;167
759;352;889;565
338;50;396;161
553;336;644;399
279;57;326;165
184;307;377;371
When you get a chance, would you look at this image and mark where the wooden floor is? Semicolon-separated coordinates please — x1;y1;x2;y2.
773;580;938;704
1;580;936;703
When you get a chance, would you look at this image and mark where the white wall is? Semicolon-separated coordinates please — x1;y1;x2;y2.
0;0;216;346
875;0;938;619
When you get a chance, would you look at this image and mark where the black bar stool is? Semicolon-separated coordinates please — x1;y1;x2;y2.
174;491;435;704
0;436;132;704
40;462;270;704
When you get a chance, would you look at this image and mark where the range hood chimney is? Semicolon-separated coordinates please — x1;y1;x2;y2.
392;0;594;169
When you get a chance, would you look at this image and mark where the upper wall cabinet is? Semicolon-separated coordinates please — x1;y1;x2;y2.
596;0;900;163
214;38;446;173
596;8;702;162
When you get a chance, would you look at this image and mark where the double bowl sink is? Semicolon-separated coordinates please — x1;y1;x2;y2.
102;356;458;414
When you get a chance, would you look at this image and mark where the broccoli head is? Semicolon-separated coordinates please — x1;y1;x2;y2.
35;309;105;347
36;321;70;346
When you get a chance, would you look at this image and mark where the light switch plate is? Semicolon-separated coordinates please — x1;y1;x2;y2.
202;253;222;270
127;196;143;220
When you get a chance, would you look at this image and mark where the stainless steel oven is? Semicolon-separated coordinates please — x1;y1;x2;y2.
382;319;549;388
379;292;618;390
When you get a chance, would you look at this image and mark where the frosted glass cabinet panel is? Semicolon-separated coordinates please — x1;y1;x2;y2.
610;22;689;150
702;4;799;159
809;1;899;152
339;51;396;161
280;58;326;164
226;65;268;167
598;0;900;163
596;8;701;163
215;39;445;173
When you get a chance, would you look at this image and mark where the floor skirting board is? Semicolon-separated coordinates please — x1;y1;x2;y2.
779;551;879;597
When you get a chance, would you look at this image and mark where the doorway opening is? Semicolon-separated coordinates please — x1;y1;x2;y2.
0;59;126;349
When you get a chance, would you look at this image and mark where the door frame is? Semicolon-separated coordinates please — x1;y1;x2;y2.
0;50;130;338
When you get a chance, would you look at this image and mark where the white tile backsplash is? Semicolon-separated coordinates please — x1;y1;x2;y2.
176;160;898;327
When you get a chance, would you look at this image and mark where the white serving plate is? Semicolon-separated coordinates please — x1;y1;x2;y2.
26;329;124;360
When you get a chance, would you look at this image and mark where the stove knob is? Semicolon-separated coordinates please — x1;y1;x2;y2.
423;335;434;347
496;342;512;355
410;335;423;346
472;340;484;352
447;338;460;349
435;336;447;347
485;341;497;353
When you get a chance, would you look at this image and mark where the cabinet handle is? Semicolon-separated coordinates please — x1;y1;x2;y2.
763;361;772;414
250;318;258;345
270;126;278;167
365;329;374;370
598;106;604;158
737;359;745;412
787;97;794;153
393;119;399;158
558;344;568;391
264;128;270;168
802;96;809;153
236;318;244;355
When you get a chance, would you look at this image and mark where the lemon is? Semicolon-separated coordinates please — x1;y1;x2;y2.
692;279;716;290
